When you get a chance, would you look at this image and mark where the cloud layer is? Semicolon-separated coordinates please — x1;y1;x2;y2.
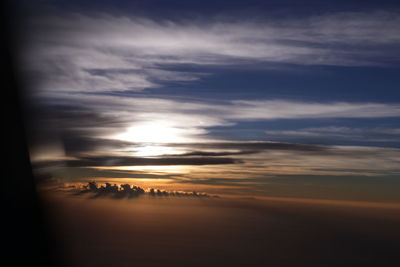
20;8;400;198
21;10;400;94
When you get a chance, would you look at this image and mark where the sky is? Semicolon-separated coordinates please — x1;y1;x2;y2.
17;0;400;202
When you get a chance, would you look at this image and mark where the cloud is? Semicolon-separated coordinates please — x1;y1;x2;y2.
33;136;400;182
79;182;146;198
174;174;400;202
20;10;400;95
227;100;400;119
265;126;400;143
53;94;400;121
56;182;215;199
19;9;400;181
26;96;400;164
35;95;400;136
183;141;326;153
20;9;400;158
33;155;240;169
62;96;400;144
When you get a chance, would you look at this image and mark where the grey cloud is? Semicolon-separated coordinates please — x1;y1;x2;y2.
265;126;400;143
32;140;335;169
34;155;240;169
175;174;400;202
227;100;400;119
26;96;400;166
65;182;216;199
176;150;258;157
182;141;327;152
176;177;265;186
61;136;134;156
25;103;132;160
39;166;180;180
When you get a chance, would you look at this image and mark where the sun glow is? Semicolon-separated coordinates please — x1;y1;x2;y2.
114;123;193;144
112;122;199;156
133;144;183;157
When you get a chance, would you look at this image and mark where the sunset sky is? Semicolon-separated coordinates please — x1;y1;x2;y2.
20;0;400;202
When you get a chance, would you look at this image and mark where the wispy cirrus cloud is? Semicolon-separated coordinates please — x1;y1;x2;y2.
22;9;400;156
21;8;400;191
21;10;400;94
43;94;400;122
27;94;400;161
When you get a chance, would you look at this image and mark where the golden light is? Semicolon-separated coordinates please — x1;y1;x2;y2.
95;165;189;174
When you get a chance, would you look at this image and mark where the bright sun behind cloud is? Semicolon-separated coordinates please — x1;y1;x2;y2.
111;122;198;156
133;144;183;157
114;123;192;143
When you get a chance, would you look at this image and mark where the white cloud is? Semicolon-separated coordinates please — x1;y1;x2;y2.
51;93;400;119
228;100;400;119
21;10;400;94
41;93;400;144
21;10;400;163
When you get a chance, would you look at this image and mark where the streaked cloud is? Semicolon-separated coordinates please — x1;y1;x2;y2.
34;155;240;168
265;126;400;143
21;10;400;94
27;95;400;164
21;7;400;202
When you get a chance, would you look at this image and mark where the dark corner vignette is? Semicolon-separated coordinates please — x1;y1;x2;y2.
1;2;63;267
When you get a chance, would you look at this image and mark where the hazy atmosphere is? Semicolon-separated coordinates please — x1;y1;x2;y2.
8;0;400;266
